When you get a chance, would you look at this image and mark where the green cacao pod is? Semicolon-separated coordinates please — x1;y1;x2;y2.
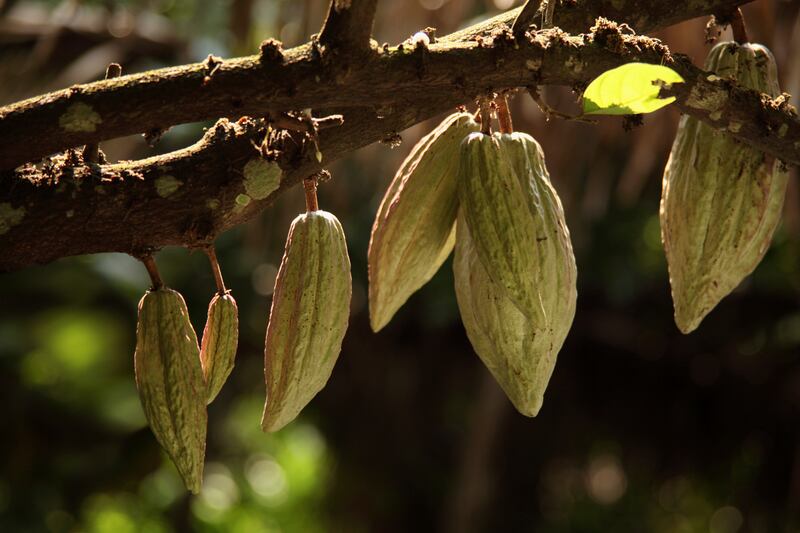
454;132;577;417
454;211;550;416
200;292;239;404
458;131;577;328
262;210;352;432
368;112;479;332
134;288;207;493
660;42;788;333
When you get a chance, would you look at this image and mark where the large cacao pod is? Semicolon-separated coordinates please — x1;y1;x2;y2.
368;112;479;332
134;288;207;493
262;210;352;432
200;292;239;404
458;131;577;328
660;42;788;333
454;212;550;416
454;132;577;417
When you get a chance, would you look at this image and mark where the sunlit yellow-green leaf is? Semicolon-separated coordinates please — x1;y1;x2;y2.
583;63;685;115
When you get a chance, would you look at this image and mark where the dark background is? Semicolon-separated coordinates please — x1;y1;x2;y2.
1;0;799;531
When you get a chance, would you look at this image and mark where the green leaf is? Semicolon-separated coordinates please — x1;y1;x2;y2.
582;63;685;115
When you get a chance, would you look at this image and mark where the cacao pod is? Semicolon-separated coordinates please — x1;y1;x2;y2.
458;131;577;329
454;132;577;417
262;210;352;432
200;291;239;404
660;42;788;333
454;212;547;416
134;288;207;493
368;112;479;332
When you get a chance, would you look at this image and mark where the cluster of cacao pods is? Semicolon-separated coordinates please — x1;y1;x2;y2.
129;37;788;495
369;108;577;417
134;175;353;493
660;41;788;333
134;257;239;493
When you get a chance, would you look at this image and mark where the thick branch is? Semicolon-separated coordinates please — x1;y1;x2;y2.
4;0;797;273
661;81;798;165
0;0;751;171
0;100;455;270
318;0;379;53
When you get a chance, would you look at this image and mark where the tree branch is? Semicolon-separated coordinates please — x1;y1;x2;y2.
661;79;798;166
4;0;796;274
0;100;455;270
318;0;379;54
0;0;752;172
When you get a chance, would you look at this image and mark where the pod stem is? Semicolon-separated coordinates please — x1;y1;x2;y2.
205;246;227;294
730;8;749;44
496;94;514;134
141;255;164;290
303;176;319;212
479;98;492;135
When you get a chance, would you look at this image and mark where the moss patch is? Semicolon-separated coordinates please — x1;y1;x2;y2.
686;85;727;114
155;175;183;198
0;203;26;235
233;194;252;213
243;158;282;200
59;103;102;132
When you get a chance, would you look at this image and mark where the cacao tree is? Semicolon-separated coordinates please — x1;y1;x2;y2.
1;0;799;531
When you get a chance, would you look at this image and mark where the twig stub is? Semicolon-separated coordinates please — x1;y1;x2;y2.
82;63;122;164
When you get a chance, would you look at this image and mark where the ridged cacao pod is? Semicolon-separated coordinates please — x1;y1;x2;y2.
368;112;479;332
262;210;352;432
454;212;548;416
660;42;788;333
458;131;577;328
134;288;207;493
454;132;577;417
200;292;239;404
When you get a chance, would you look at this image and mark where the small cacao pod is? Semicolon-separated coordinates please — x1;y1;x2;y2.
660;42;788;333
368;112;479;332
200;291;239;404
134;288;207;493
454;132;577;417
262;210;352;432
458;131;577;329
